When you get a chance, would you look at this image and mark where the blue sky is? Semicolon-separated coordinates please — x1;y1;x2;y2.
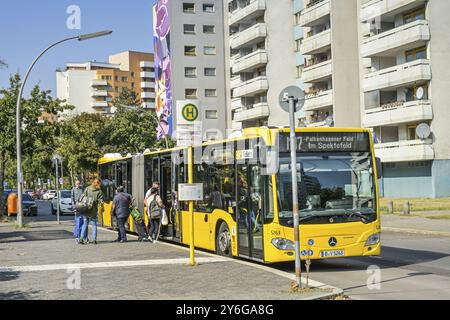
0;0;156;96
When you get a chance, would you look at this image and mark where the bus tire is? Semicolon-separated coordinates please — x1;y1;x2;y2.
216;222;232;257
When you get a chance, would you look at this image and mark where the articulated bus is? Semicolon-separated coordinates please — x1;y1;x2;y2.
97;127;381;264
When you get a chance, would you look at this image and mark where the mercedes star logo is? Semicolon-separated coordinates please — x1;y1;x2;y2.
329;237;338;247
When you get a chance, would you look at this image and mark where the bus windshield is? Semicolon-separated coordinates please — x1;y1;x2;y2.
277;152;377;224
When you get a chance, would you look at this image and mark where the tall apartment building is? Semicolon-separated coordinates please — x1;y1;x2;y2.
297;0;361;128
359;0;450;198
227;0;298;131
153;0;228;142
56;51;155;115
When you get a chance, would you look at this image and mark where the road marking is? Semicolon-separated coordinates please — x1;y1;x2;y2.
0;257;227;273
383;227;450;237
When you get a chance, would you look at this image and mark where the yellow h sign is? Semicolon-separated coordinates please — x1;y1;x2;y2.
182;104;199;122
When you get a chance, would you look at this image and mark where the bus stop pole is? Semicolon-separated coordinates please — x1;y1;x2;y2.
289;97;302;288
188;146;196;266
55;158;60;225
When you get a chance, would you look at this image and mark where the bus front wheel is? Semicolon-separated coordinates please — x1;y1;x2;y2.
216;222;232;257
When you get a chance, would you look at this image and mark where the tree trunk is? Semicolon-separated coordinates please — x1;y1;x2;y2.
0;150;7;218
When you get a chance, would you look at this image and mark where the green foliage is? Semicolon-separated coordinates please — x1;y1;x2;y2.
0;57;7;69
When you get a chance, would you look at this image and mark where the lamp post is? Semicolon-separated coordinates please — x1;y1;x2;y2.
16;30;113;228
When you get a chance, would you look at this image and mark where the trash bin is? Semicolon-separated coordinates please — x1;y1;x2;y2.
7;193;18;216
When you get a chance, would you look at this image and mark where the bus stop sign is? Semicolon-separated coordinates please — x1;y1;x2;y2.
178;184;204;201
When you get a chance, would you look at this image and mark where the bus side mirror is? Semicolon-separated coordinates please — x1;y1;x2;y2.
376;157;382;180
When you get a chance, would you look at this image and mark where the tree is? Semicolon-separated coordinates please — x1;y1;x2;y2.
57;113;108;183
100;88;172;153
0;57;7;69
0;74;72;217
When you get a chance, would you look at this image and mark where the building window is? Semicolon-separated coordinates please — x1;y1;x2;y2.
205;110;218;119
204;68;216;76
296;65;302;78
203;4;215;13
185;88;198;99
115;86;119;93
122;76;128;82
131;72;135;78
204;46;216;55
405;46;427;62
203;25;215;34
131;82;135;88
205;89;217;97
185;67;197;78
101;75;112;81
183;3;195;13
184;24;196;34
184;46;197;56
114;76;118;81
403;7;425;24
406;85;429;101
407;125;418;140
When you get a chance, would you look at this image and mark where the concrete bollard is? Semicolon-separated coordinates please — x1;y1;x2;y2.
387;201;394;214
403;201;411;215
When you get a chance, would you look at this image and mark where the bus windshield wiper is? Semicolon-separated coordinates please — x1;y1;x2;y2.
341;210;372;224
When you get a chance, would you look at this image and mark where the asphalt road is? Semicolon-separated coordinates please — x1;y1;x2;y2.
33;201;450;300
272;232;450;300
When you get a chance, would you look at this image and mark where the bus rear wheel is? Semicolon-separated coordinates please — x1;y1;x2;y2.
216;222;231;257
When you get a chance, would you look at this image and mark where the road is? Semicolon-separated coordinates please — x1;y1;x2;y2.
272;231;450;300
33;201;450;300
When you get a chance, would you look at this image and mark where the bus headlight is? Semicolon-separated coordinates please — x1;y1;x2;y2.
365;233;380;246
272;238;295;251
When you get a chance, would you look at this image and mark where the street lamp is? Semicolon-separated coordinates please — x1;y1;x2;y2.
16;30;113;228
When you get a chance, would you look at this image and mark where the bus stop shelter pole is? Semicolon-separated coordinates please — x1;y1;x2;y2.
188;146;196;266
289;97;302;288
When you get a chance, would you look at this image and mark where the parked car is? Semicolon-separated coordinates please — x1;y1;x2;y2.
51;190;75;215
2;191;37;217
22;193;38;216
43;190;57;200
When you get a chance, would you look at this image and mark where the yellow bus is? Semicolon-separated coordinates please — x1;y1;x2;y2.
98;127;381;264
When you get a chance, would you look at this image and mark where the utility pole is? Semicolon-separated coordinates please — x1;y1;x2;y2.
53;155;61;225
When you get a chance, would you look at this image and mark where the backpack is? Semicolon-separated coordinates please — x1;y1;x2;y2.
149;195;162;219
75;188;95;214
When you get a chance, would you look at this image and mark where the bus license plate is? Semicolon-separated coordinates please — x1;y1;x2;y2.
321;250;345;258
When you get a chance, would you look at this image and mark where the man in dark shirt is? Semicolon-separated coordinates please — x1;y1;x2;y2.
111;186;132;243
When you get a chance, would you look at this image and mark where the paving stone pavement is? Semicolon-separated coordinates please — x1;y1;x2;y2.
0;220;338;300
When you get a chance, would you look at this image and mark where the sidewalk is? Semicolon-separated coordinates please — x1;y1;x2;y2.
382;213;450;236
0;220;341;300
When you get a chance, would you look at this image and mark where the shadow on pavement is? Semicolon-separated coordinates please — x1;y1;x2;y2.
0;271;20;282
0;230;73;244
0;290;41;300
272;245;450;273
343;272;433;291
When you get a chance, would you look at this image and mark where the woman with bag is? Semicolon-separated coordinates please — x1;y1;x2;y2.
146;187;164;243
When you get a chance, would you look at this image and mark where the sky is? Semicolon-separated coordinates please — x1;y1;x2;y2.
0;0;157;96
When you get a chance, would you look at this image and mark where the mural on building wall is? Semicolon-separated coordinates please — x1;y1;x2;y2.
153;0;172;139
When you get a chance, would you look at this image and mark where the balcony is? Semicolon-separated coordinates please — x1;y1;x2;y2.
375;139;434;163
233;103;270;122
140;71;155;79
141;81;155;89
363;59;431;92
361;20;430;57
300;29;331;55
229;0;266;27
91;90;108;97
141;92;156;99
91;101;108;108
230;23;267;50
363;100;432;127
306;120;330;127
142;102;155;109
231;49;268;74
91;79;108;87
232;76;268;98
231;98;242;110
140;61;153;68
303;89;333;111
230;76;241;89
299;0;330;28
301;59;332;83
361;0;427;22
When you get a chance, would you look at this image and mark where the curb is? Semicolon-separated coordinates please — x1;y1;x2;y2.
383;227;450;237
98;225;344;300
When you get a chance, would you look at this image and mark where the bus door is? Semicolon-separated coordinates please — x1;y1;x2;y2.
159;156;178;240
236;164;264;260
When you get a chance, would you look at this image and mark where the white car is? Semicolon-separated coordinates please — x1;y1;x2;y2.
43;190;57;200
51;190;75;215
